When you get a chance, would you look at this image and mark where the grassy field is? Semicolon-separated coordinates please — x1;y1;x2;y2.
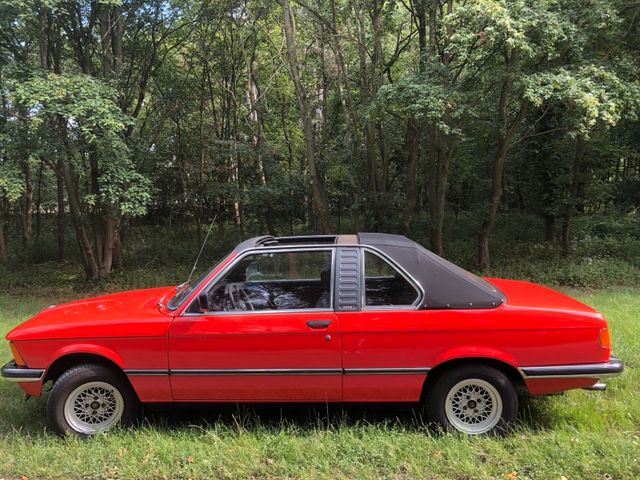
0;288;638;480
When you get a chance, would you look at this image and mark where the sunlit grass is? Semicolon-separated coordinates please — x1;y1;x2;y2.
0;288;637;479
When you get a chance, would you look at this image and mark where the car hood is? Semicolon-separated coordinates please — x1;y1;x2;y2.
485;278;600;316
6;287;175;341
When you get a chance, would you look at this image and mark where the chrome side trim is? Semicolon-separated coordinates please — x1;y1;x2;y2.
123;369;170;376
1;361;45;383
123;367;432;376
520;357;623;379
170;368;342;376
344;367;430;375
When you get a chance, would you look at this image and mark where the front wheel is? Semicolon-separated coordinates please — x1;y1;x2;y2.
46;364;141;436
424;365;518;435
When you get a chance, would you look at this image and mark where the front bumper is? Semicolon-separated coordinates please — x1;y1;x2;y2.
521;357;624;378
1;361;45;383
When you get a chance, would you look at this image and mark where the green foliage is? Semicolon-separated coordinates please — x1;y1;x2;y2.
6;70;151;218
377;80;465;137
0;0;639;275
0;160;23;202
10;72;131;139
524;66;640;134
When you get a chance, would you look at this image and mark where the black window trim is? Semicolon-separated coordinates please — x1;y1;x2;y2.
182;246;336;316
360;247;423;310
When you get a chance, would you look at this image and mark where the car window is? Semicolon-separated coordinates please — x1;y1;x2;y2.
167;251;232;310
197;250;333;312
364;251;419;307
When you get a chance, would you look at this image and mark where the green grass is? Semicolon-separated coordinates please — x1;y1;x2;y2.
0;288;638;479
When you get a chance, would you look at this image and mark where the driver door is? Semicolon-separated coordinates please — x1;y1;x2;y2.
168;248;342;401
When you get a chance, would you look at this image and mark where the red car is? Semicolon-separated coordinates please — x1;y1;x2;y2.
2;233;623;435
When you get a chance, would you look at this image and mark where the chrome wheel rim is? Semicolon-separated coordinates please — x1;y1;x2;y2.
63;381;124;434
444;378;502;434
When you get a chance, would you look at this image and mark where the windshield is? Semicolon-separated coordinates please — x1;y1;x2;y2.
167;252;231;310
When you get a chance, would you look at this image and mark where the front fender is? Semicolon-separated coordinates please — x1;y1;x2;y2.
47;343;126;370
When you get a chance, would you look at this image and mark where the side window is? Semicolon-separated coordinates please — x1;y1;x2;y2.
197;250;333;312
364;251;419;307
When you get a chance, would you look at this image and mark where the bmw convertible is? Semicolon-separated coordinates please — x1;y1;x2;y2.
2;233;623;435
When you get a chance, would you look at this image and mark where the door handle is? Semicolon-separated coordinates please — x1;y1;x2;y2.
306;319;332;329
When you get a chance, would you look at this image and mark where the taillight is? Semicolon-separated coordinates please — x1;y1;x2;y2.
9;342;26;366
598;327;611;349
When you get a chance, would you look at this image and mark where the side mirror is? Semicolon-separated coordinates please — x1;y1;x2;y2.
197;292;209;312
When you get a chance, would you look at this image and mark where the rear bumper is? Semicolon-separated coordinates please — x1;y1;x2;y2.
1;361;45;383
521;357;624;379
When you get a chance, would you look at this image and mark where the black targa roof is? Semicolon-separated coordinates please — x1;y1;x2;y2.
358;233;505;309
234;232;505;310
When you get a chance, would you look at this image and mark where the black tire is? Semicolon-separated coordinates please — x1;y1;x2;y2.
424;365;518;435
46;363;141;436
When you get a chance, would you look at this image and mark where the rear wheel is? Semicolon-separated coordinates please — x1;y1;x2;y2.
46;364;141;436
425;365;518;435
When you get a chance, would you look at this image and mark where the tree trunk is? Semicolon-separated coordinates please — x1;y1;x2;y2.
477;78;528;270
57;116;99;278
478;137;509;271
113;228;123;270
1;196;8;263
330;0;363;227
15;103;33;247
111;4;123;77
57;157;66;262
89;150;104;271
280;0;331;234
0;220;6;263
21;158;33;247
36;0;49;69
99;217;118;277
401;118;418;234
0;196;7;263
561;135;585;256
35;159;43;239
63;159;99;279
544;215;557;242
98;4;113;79
354;5;380;228
246;50;276;236
231;140;245;238
422;0;457;256
370;0;388;225
426;124;455;256
279;90;296;235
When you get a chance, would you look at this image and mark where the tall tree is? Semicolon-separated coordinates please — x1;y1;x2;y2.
279;0;331;233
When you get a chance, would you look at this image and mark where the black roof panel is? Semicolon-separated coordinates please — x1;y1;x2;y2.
358;232;504;309
234;232;504;309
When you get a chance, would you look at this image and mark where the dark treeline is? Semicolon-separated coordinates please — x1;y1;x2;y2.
0;0;639;279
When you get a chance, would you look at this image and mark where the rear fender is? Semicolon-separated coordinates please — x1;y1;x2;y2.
433;346;519;370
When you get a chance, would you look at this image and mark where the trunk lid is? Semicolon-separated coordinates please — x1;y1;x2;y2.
485;278;598;314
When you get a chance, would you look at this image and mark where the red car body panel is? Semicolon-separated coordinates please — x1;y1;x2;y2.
3;234;622;406
7;287;174;341
169;311;341;401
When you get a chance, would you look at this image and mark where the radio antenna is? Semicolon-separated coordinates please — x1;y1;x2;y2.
186;215;217;285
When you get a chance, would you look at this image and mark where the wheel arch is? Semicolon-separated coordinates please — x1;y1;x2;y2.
421;356;528;402
44;351;126;386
